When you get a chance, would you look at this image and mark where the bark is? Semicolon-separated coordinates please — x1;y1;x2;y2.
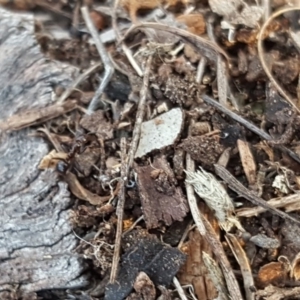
0;7;87;297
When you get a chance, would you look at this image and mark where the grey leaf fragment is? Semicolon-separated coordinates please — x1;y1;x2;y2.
135;108;184;158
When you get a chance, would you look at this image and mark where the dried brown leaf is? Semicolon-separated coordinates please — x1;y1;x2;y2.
121;0;161;22
257;261;288;288
176;13;206;36
65;171;119;205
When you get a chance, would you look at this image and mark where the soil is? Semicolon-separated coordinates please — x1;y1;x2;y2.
2;1;300;300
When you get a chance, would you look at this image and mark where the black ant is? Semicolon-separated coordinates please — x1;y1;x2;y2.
56;129;98;174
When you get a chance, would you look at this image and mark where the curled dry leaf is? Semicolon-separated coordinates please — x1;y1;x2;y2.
38;150;68;170
257;259;290;288
185;167;241;231
64;171;120;205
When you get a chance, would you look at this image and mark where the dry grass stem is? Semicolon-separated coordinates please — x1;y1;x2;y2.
112;0;143;76
196;57;207;83
202;252;230;300
214;164;300;225
110;137;127;283
257;6;300;114
226;233;255;300
173;277;188;300
126;55;153;176
236;193;300;218
202;94;300;164
81;6;114;113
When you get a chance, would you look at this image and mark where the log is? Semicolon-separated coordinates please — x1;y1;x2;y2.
0;7;88;297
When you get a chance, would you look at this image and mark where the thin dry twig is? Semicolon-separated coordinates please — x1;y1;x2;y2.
214;164;300;225
236;193;300;218
110;137;127;283
57;62;102;104
196;57;207;84
206;18;228;107
112;0;143;76
81;6;114;114
202;252;230;300
173;277;188;300
225;234;255;300
201;215;242;300
185;154;243;300
126;55;153;176
257;6;300;114
124;22;229;63
262;0;271;22
201;94;300;164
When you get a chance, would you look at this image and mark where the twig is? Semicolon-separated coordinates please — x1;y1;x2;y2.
202;252;230;300
185;154;243;300
122;215;144;235
206;18;228;107
112;0;143;76
112;0;121;41
257;6;300;114
225;234;255;300
214;164;300;225
201;94;300;164
201;215;242;300
81;6;114;114
110;137;127;283
126;55;153;176
262;0;271;22
196;57;207;84
57;62;102;104
173;277;188;300
236;193;300;218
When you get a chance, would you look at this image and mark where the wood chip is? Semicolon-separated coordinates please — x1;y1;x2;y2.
135;155;189;229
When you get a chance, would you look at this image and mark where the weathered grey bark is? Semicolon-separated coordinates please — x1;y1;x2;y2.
0;8;88;297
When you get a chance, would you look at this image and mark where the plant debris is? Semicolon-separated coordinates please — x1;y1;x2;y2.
4;0;300;299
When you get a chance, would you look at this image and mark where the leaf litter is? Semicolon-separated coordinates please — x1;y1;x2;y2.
4;0;300;299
